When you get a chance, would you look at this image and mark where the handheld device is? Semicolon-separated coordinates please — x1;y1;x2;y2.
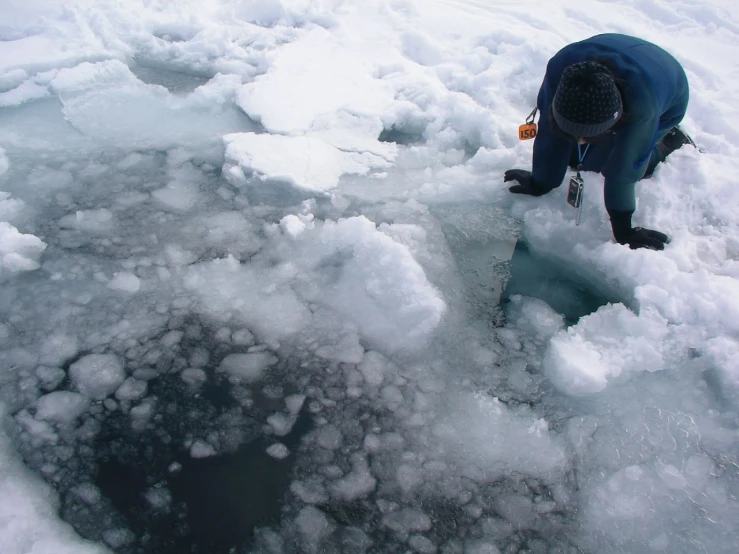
567;175;584;225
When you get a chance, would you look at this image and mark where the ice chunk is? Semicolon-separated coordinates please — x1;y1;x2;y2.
160;330;183;347
35;366;66;391
505;295;565;339
382;507;432;534
315;424;342;450
291;478;329;505
544;304;669;395
35;392;89;424
0;147;8;176
0;191;24;222
493;495;536;530
330;455;376;501
144;487;172;511
181;368;207;387
70;483;102;506
464;540;501;554
107;272;140;293
295;506;335;548
409;535;437;554
276;215;445;352
236;25;394;136
69;354;126;400
50;61;248;150
16;410;58;444
0;221;46;273
224;133;387;192
218;352;277;383
114;378;147;402
190;441;216;458
285;394;306;415
266;413;297;437
152;180;200;211
431;393;566;482
266;443;290;459
58;209;114;233
39;334;78;367
130;399;154;420
0;78;50;107
183;255;313;342
102;528;134;549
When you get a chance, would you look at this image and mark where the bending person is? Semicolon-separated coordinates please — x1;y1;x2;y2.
505;33;694;250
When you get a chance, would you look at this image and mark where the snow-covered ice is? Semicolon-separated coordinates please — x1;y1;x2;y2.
1;0;738;553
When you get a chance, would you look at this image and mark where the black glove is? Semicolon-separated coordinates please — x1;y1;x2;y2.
608;210;670;250
504;169;550;197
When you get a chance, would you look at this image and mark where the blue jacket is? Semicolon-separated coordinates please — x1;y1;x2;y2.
531;34;689;212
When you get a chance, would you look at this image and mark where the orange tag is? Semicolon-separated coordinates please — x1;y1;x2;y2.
518;123;537;140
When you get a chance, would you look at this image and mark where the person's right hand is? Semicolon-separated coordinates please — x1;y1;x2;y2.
618;227;670;250
609;210;670;250
504;169;549;197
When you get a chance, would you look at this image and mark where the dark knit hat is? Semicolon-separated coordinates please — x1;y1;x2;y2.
552;61;623;138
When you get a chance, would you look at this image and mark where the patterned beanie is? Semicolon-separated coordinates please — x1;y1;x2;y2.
552;61;623;138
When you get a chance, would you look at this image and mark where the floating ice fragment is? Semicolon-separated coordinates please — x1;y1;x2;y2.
315;424;342;450
285;394;306;414
69;354;126;400
266;443;290;459
40;334;79;366
464;539;501;554
267;412;296;437
71;483;102;505
181;368;207;386
219;352;277;382
330;456;376;501
382;507;431;533
0;221;46;273
291;478;329;504
107;272;140;293
115;378;147;402
144;487;172;510
295;506;335;547
102;528;135;549
35;366;66;391
190;441;216;458
59;209;114;233
35;392;89;424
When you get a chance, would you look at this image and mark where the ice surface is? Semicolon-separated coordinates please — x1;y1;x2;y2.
69;354;126;400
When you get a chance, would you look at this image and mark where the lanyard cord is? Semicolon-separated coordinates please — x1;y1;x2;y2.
577;143;590;175
577;144;590;172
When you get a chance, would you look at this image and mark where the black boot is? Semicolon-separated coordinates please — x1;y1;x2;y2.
644;126;696;178
660;126;696;157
